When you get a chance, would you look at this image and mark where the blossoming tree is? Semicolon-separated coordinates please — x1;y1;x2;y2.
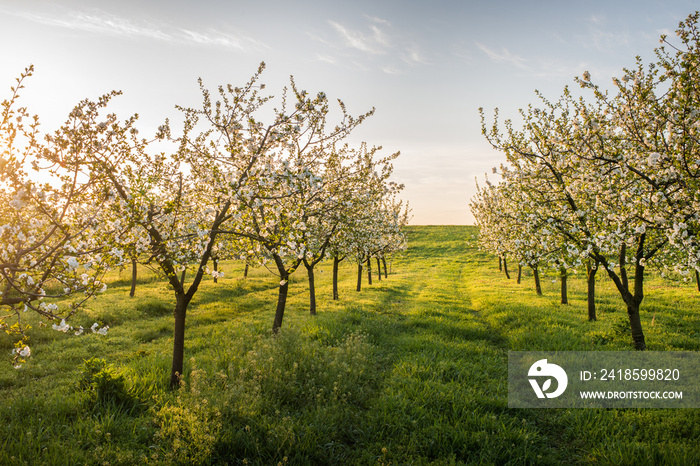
1;67;111;367
217;78;377;332
474;47;700;348
50;63;313;387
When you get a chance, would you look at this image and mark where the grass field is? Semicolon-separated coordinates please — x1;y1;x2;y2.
1;225;699;465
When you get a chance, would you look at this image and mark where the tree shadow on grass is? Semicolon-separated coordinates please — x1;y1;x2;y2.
195;277;279;303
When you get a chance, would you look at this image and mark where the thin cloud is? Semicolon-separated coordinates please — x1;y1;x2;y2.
476;42;529;69
315;54;339;65
8;7;265;52
475;41;591;80
579;15;632;53
179;29;265;51
328;19;391;54
382;65;403;75
14;10;172;41
401;45;429;65
325;16;430;74
365;15;392;26
306;31;335;48
530;59;593;80
588;14;606;26
588;29;631;52
451;41;474;63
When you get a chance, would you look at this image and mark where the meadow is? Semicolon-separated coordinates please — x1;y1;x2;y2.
1;225;699;465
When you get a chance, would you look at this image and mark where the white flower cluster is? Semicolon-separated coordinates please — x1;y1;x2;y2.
11;345;31;368
51;319;109;336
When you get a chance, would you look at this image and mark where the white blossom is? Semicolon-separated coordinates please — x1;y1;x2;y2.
52;319;70;332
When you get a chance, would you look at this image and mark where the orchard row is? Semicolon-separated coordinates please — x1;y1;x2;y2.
470;12;700;351
0;63;409;386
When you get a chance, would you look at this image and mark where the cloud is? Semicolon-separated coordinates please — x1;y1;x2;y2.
451;41;474;63
382;65;403;75
328;19;390;55
364;15;392;26
588;14;606;26
529;59;589;79
472;39;596;82
475;42;529;69
324;16;430;74
179;29;265;51
14;10;173;40
568;15;631;54
306;31;335;48
587;29;631;52
8;7;265;52
401;45;428;65
315;54;339;65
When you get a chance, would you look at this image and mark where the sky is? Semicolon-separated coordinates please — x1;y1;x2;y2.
1;0;697;224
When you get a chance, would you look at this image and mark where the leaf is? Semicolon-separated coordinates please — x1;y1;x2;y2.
542;378;552;392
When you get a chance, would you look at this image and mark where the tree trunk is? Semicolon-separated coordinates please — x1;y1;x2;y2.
333;256;340;300
619;243;628;291
696;270;700;292
305;260;317;316
628;245;647;350
517;265;522;284
356;261;363;292
170;293;191;389
626;298;646;350
129;256;137;298
145;192;228;390
367;257;372;285
586;259;598;321
603;235;647;350
560;266;568;304
244;263;249;279
376;256;382;282
382;257;388;278
503;257;511;279
531;264;542;296
213;258;219;283
272;278;289;333
271;253;298;333
499;256;502;272
620;260;647;350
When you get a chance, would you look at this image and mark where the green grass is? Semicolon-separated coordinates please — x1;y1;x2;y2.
1;226;699;465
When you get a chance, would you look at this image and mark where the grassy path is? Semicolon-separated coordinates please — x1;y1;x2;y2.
341;226;523;463
311;225;700;464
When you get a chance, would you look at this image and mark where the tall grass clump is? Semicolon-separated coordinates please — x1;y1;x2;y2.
154;364;223;465
78;357;142;412
206;329;381;463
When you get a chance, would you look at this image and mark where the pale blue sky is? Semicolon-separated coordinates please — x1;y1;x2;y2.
1;0;696;223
